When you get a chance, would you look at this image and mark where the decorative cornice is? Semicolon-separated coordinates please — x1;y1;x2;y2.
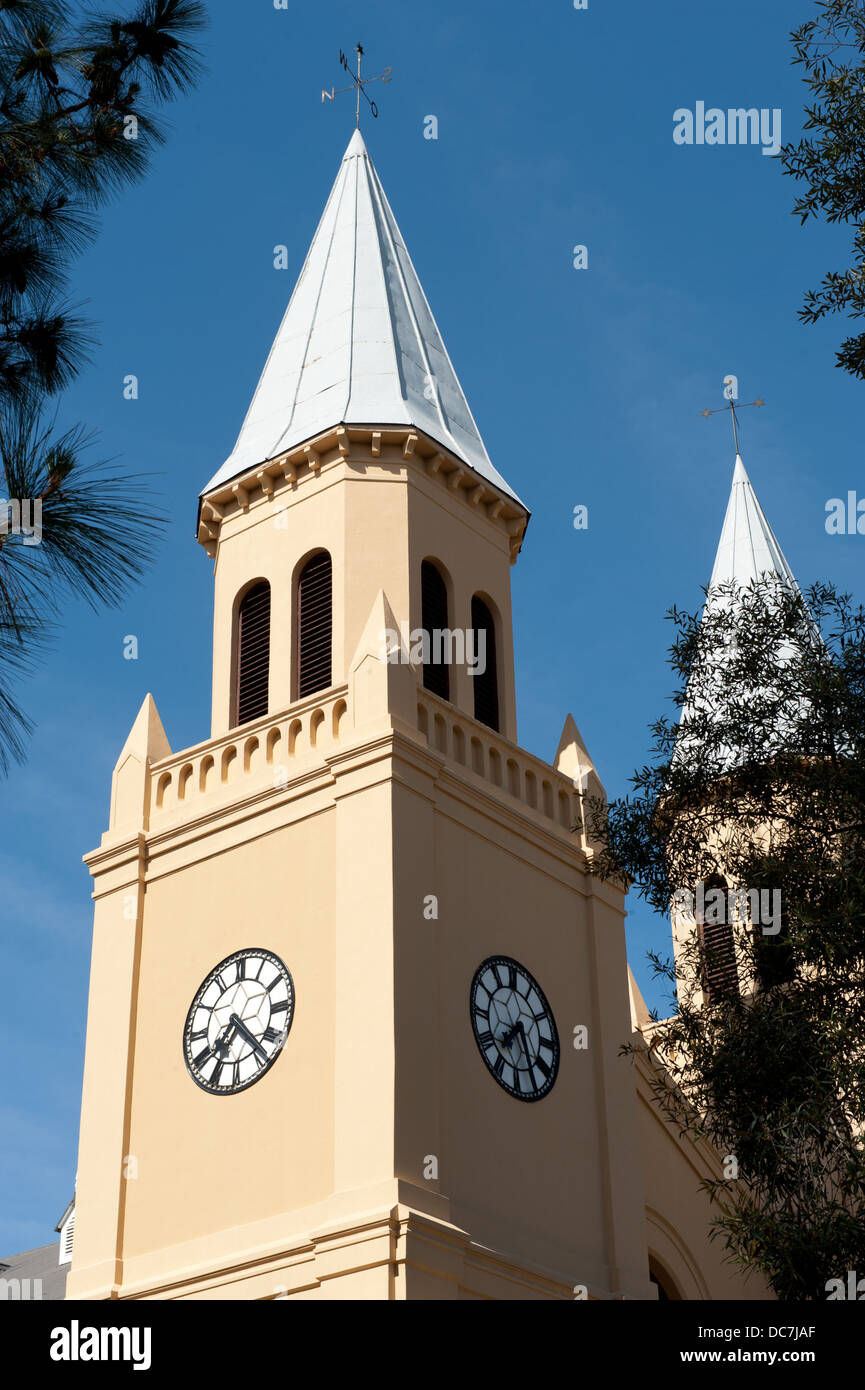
197;424;529;562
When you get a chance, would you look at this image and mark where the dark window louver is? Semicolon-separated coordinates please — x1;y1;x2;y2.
298;552;332;697
236;582;271;726
471;595;499;732
421;561;449;700
700;904;740;1004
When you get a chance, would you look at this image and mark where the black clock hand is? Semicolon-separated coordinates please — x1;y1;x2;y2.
514;1021;531;1066
213;1019;237;1058
230;1012;268;1061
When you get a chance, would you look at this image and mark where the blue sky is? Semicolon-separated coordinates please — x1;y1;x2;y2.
2;0;863;1254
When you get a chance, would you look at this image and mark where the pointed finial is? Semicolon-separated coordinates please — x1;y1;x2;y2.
701;375;764;455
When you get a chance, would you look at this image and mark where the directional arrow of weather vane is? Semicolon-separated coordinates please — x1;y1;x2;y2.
321;44;393;126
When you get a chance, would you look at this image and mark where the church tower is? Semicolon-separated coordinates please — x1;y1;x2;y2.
68;132;655;1301
672;451;805;1006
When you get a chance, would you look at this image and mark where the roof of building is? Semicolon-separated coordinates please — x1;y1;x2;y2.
202;129;522;506
0;1241;68;1301
55;1198;74;1233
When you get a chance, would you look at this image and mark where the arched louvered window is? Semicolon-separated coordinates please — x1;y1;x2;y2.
297;551;332;697
471;595;499;732
421;560;450;701
235;581;271;726
699;876;739;1004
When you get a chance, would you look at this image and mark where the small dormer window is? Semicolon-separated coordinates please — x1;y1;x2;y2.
58;1206;75;1265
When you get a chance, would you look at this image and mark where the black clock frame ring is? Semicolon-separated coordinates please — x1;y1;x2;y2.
183;947;295;1095
469;954;560;1102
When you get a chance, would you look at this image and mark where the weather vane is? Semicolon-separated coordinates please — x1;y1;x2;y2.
321;44;392;127
701;374;764;455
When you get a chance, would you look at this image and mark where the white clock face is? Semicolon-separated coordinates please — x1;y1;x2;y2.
183;949;294;1094
470;956;559;1101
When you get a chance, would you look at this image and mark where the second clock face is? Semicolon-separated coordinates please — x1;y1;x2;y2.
470;955;559;1101
183;948;294;1095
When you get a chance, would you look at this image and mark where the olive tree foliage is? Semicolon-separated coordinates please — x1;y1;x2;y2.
781;0;865;379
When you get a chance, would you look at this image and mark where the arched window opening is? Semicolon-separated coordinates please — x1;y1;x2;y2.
421;560;449;701
698;875;739;1004
235;581;271;727
297;552;332;698
649;1257;681;1301
471;595;499;732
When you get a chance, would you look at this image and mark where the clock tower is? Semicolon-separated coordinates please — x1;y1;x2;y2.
67;130;655;1301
